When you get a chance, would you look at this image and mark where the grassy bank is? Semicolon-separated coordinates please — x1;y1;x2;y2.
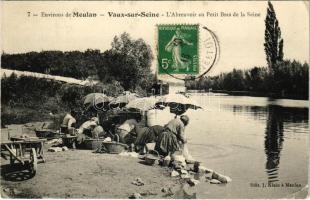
1;74;102;127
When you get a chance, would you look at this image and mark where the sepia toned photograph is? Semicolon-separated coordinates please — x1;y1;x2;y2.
0;1;309;199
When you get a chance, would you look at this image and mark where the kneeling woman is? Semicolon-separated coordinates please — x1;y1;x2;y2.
155;115;189;157
132;125;165;153
76;117;104;144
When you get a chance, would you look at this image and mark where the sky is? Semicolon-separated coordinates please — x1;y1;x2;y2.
1;1;309;76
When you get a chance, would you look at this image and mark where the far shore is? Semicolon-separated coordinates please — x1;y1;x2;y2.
186;90;308;100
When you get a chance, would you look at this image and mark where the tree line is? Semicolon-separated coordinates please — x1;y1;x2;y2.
186;1;308;100
185;60;308;99
1;32;156;126
1;33;154;92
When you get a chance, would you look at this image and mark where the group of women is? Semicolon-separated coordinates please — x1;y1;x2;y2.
61;110;193;161
61;111;105;145
116;115;192;160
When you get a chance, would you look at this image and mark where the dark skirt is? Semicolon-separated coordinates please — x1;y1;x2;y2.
135;125;165;146
155;130;180;156
60;126;68;134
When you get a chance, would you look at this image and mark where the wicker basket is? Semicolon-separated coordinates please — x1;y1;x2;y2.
144;150;159;165
102;134;128;154
35;129;58;139
84;139;105;150
102;142;128;154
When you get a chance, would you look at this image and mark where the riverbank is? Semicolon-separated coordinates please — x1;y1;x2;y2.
187;90;308;100
0;123;213;199
0;121;234;199
1;94;308;199
1;150;186;198
2;124;183;198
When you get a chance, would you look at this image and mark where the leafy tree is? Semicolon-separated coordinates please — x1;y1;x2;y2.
272;60;308;98
100;81;124;97
264;1;284;70
97;33;153;91
244;67;268;92
222;69;246;91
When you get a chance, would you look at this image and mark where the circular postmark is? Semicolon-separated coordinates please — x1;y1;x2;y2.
157;24;220;81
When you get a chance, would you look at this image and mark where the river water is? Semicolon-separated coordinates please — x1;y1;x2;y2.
183;93;308;198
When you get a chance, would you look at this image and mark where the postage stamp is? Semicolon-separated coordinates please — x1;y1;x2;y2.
157;24;199;75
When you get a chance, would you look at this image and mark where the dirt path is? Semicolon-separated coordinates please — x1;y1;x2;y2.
0;149;186;198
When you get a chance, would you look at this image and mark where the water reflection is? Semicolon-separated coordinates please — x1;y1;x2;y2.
220;103;308;183
264;105;284;183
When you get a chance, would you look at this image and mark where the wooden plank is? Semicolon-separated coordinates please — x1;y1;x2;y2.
7;125;24;138
1;139;46;145
3;144;24;165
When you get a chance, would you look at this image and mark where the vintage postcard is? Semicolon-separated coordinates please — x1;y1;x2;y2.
1;1;309;199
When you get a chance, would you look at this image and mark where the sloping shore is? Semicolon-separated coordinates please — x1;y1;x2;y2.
1;150;185;198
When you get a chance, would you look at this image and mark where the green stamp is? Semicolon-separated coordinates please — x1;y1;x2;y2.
158;24;199;75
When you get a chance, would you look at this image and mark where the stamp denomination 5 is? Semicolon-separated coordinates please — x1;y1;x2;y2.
158;24;199;75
